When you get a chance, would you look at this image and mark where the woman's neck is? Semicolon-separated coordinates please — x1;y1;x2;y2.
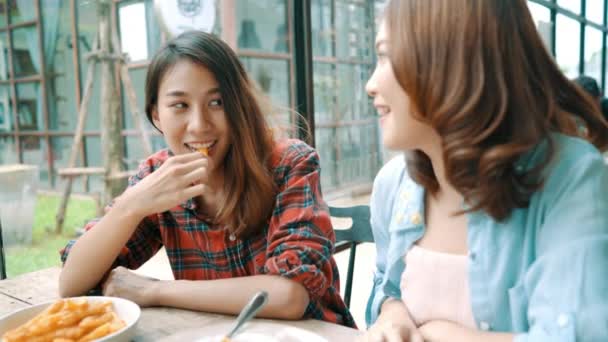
421;141;463;206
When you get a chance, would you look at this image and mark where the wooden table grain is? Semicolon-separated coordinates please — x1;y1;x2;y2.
0;267;361;341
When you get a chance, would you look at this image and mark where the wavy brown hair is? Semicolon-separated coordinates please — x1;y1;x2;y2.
145;31;277;237
385;0;608;220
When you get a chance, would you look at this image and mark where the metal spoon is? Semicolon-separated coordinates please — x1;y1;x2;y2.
223;291;269;340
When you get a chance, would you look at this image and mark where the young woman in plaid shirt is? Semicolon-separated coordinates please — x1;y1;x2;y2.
59;31;355;328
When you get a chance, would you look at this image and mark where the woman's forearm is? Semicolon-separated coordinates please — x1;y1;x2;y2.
153;275;310;320
59;203;144;297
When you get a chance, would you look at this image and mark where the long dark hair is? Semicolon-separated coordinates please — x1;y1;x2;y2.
385;0;608;220
145;31;277;237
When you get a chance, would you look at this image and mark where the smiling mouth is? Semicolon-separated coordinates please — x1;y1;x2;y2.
184;141;217;155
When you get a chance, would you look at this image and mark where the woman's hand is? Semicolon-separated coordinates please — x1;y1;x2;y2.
358;298;424;342
114;152;209;218
102;267;162;307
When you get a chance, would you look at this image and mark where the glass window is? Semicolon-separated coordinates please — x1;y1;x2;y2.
336;1;372;60
45;0;77;131
145;0;162;55
336;64;372;122
314;127;337;189
125;135;145;171
122;67;149;130
119;2;149;62
236;0;287;53
556;15;580;78
586;0;604;24
16;82;42;131
313;62;336;125
0;32;9;80
21;136;49;188
0;84;13;132
240;57;290;108
11;26;41;78
0;135;18;164
0;0;7;27
84;136;103;192
527;1;553;52
311;0;332;57
8;0;35;24
557;0;581;14
50;136;85;192
77;0;102;131
584;28;602;85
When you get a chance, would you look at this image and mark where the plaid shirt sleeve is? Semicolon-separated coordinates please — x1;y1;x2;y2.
59;153;165;270
264;140;336;302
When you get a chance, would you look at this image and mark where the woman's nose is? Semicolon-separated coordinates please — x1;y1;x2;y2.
365;70;378;97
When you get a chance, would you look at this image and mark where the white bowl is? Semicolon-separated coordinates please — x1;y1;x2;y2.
0;296;140;342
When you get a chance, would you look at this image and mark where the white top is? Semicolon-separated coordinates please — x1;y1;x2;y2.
400;245;477;328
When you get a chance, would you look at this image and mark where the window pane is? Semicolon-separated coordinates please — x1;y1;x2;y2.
16;82;42;131
85;136;103;192
556;15;580;78
0;84;14;132
236;0;287;53
11;26;41;78
0;0;7;27
240;57;291;109
584;28;602;85
50;136;85;192
145;0;162;55
122;67;153;131
0;135;18;164
119;2;148;62
77;1;102;131
45;0;77;131
336;1;373;60
336;64;373;122
315;127;337;189
557;0;581;14
8;0;35;24
586;0;604;24
0;32;9;80
527;1;553;52
21;136;49;188
311;0;332;57
313;62;335;125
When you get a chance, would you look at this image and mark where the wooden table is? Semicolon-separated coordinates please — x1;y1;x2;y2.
0;268;361;341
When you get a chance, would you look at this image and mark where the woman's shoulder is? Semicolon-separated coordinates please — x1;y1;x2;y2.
131;149;172;181
270;138;317;168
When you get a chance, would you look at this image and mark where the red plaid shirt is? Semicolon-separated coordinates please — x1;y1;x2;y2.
61;139;355;328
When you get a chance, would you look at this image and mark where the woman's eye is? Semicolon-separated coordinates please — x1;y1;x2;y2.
209;98;223;107
170;102;188;109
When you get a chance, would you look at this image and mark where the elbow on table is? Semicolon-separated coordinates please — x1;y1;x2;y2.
58;269;87;298
279;282;310;320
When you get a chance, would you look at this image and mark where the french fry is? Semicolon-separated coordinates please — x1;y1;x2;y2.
198;147;209;156
2;299;127;342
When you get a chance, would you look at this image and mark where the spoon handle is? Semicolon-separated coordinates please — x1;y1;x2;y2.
226;291;269;338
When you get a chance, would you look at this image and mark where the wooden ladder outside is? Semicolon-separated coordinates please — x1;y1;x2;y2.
55;1;153;234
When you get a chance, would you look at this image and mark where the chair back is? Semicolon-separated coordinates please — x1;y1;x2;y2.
329;205;373;308
0;218;6;279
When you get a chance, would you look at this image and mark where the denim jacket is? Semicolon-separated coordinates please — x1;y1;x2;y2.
366;134;608;341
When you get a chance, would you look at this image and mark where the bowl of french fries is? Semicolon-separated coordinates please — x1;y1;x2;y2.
0;296;140;342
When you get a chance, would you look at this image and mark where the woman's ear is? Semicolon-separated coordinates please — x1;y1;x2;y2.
151;106;162;132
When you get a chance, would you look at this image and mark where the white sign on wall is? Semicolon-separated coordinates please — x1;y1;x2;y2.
154;0;216;38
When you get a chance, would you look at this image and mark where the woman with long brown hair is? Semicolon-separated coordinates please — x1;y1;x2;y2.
361;0;608;341
58;31;355;328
